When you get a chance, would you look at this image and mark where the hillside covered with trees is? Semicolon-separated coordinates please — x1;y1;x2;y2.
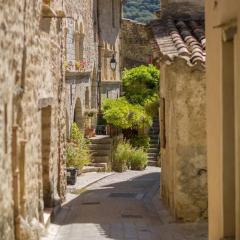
123;0;160;23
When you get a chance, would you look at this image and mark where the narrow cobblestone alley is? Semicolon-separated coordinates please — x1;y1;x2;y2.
42;167;207;240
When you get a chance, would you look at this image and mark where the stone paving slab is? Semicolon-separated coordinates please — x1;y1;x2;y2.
66;172;114;203
42;167;208;240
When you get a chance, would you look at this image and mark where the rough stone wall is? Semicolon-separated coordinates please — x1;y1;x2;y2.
121;18;152;69
98;0;122;101
160;58;207;222
0;1;66;239
64;0;98;133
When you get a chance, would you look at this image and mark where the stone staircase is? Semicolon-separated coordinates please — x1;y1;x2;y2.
82;135;112;173
147;117;160;167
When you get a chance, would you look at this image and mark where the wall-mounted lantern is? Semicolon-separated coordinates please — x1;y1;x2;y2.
110;54;117;71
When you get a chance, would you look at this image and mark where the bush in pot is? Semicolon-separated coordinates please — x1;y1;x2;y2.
65;123;91;184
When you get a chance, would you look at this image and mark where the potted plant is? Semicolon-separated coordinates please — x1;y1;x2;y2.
65;123;91;185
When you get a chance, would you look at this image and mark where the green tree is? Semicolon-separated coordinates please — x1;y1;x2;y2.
102;97;152;129
123;64;160;106
123;0;160;23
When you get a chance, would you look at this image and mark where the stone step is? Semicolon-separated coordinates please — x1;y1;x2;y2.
148;157;158;162
149;128;159;131
149;130;159;134
90;136;113;144
148;160;158;167
147;148;159;153
150;140;159;144
89;144;112;150
90;150;111;156
149;132;159;136
149;135;159;140
148;152;158;157
149;144;159;148
82;165;106;173
91;156;109;163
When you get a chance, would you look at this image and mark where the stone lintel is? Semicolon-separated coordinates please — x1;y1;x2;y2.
38;97;54;109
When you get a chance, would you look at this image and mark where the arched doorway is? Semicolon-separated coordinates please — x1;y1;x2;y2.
74;98;84;129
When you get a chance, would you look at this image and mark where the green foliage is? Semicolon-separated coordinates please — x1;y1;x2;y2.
129;134;150;151
129;148;148;170
123;0;160;23
102;97;152;129
113;142;132;172
65;123;91;169
113;141;148;172
144;95;160;117
123;65;160;106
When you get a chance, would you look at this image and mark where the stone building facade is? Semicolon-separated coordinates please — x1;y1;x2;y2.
0;0;66;239
121;18;152;69
151;2;207;222
97;0;122;103
206;0;240;239
64;0;123;133
64;0;98;135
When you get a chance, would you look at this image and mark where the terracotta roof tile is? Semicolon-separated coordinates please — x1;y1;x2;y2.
150;10;205;66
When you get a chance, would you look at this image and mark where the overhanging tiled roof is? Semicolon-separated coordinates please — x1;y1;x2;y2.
150;5;205;66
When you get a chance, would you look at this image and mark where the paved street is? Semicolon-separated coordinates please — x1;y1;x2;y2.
42;167;207;240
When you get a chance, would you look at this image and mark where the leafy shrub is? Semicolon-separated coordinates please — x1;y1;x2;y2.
123;65;160;106
129;148;148;170
66;123;91;170
129;134;150;151
102;97;152;129
144;95;160;117
113;141;148;172
113;142;132;172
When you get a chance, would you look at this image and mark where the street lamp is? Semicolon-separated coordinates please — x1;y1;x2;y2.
110;54;117;71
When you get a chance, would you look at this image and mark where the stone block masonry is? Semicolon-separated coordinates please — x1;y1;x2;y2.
0;1;66;239
121;18;153;69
